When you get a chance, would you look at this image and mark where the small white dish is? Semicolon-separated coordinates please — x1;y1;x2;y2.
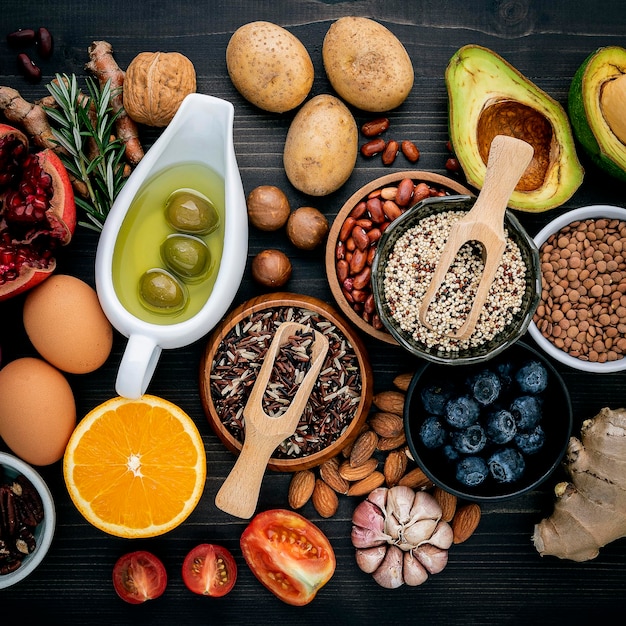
528;204;626;373
0;452;55;589
96;94;248;398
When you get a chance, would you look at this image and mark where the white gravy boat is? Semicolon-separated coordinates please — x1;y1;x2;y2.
95;93;248;399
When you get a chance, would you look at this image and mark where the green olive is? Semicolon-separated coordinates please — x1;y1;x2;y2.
161;234;211;280
138;269;188;313
165;188;220;235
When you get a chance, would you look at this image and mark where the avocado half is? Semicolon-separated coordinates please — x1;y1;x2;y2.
446;45;584;212
568;46;626;182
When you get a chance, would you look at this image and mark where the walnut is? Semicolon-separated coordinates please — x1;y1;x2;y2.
123;51;196;127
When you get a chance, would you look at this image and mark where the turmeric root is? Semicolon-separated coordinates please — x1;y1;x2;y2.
533;406;626;561
0;85;57;149
86;40;145;166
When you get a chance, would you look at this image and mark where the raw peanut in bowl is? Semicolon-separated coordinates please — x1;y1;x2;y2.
528;205;626;373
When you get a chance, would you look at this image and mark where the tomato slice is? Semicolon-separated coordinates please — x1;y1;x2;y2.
240;509;336;606
112;551;167;604
182;543;237;597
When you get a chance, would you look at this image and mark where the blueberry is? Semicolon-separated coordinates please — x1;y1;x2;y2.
510;395;543;431
488;448;526;483
515;360;549;394
444;395;481;429
495;361;515;391
419;415;447;449
443;444;460;462
456;456;489;487
486;409;517;444
420;381;454;416
515;424;546;455
451;423;487;454
467;369;501;406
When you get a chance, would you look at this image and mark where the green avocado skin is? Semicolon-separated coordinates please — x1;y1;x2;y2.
568;48;626;183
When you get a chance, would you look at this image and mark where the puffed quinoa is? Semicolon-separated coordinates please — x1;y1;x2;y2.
382;211;527;351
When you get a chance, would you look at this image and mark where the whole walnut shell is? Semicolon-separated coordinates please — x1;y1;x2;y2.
123;51;197;127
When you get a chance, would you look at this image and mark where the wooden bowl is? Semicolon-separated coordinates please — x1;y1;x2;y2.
199;292;374;471
325;170;473;344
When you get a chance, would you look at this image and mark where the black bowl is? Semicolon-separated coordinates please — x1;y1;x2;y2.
404;341;572;501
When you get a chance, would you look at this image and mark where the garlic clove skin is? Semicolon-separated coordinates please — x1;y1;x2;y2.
352;499;385;534
355;545;387;573
386;485;416;524
428;521;454;550
400;518;439;548
372;545;404;589
366;487;388;513
408;491;443;526
351;524;390;549
413;543;449;574
403;549;429;586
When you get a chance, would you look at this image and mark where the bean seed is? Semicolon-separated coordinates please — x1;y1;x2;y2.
361;117;390;137
35;27;53;59
381;140;399;166
7;28;36;46
360;138;386;157
16;53;41;82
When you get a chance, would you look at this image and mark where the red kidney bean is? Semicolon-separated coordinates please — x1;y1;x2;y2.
413;182;431;203
352;226;369;251
336;240;345;260
383;200;402;221
7;28;36;46
345;237;356;252
360;138;386;157
401;140;420;163
395;178;415;207
382;140;399;166
355;218;373;230
339;216;356;242
336;259;349;283
366;197;385;224
361;117;390;137
367;228;382;244
352;288;368;303
36;27;54;59
349;248;368;274
353;267;372;290
16;53;41;82
349;201;368;219
446;157;461;172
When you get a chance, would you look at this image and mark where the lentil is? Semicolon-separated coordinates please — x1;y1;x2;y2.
382;211;527;351
533;217;626;362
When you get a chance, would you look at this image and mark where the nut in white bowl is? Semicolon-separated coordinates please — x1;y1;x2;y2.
0;452;55;589
528;204;626;373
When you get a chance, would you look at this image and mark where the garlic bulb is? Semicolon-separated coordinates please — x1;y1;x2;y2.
351;486;453;588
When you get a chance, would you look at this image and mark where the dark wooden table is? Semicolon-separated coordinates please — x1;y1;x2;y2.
2;1;626;623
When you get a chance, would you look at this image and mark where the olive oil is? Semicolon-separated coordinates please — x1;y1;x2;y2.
112;162;225;325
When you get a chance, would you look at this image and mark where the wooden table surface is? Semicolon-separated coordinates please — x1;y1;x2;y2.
2;1;626;623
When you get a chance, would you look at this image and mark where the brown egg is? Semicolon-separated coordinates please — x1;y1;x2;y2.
0;357;76;465
23;274;113;374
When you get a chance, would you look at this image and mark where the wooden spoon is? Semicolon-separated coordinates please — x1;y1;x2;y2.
215;321;329;518
418;134;534;341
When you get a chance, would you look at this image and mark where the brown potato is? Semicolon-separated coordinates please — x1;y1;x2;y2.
322;17;414;112
226;21;314;113
283;94;358;196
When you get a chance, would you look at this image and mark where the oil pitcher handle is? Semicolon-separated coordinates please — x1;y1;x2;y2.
115;334;162;399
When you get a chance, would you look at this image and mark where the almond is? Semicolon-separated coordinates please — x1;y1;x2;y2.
339;457;378;481
433;486;457;522
377;431;406;451
341;422;370;458
397;467;433;490
451;503;481;544
369;412;404;438
312;478;339;518
288;470;316;509
347;471;385;496
349;429;378;467
384;449;408;487
372;390;405;416
393;372;414;392
319;457;349;494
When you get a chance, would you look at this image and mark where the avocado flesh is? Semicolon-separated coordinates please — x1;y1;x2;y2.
446;45;584;212
568;46;626;182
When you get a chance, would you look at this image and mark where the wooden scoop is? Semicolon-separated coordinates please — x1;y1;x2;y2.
215;321;329;519
418;135;534;341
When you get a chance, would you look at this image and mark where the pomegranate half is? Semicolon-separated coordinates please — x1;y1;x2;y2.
0;123;76;301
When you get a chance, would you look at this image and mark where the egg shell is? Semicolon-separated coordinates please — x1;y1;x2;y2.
23;274;113;374
0;357;76;465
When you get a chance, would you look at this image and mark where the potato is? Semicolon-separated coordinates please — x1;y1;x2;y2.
322;16;414;112
283;94;358;196
226;21;314;113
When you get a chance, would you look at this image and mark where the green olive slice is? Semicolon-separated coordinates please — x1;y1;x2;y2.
161;234;211;281
138;268;188;313
165;188;220;235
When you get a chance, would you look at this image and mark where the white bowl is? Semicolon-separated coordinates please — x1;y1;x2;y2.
0;452;55;589
528;204;626;373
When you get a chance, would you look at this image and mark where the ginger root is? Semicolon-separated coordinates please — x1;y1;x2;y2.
533;407;626;561
86;40;144;166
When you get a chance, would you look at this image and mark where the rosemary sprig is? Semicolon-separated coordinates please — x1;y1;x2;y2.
44;73;127;232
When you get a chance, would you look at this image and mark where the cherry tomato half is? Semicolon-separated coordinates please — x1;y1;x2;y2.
112;550;167;604
182;543;237;597
240;509;336;606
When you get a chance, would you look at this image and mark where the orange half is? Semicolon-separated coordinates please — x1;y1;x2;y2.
63;395;206;538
